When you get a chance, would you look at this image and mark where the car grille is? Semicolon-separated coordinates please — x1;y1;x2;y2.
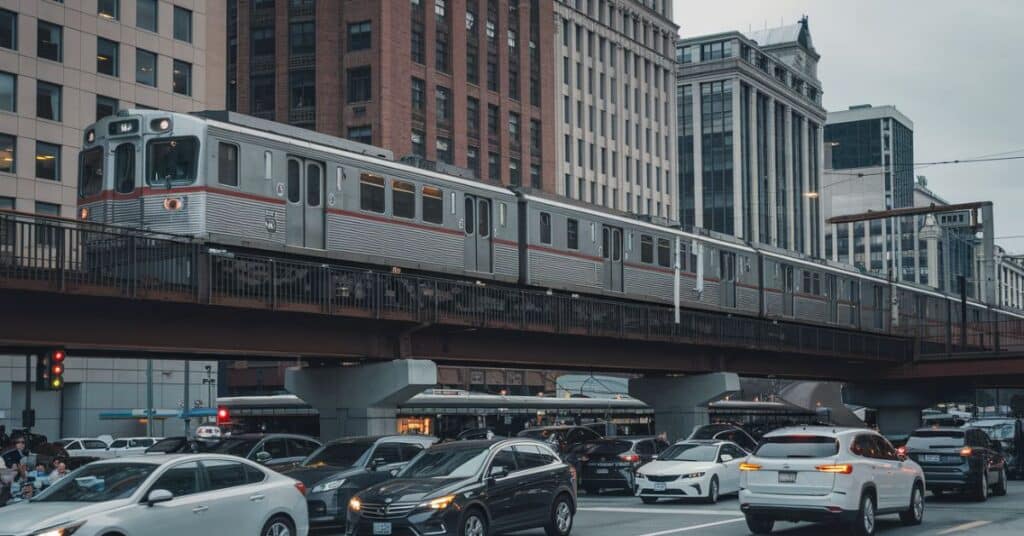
360;501;418;519
353;526;419;536
645;475;679;482
308;499;327;515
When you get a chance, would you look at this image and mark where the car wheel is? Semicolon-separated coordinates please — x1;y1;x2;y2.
993;468;1008;496
260;516;295;536
745;515;774;535
705;476;720;504
899;483;924;526
460;508;488;536
544;494;574;536
641;496;658;504
974;471;989;502
849;492;876;536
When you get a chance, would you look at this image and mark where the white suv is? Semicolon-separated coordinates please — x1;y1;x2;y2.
739;427;925;535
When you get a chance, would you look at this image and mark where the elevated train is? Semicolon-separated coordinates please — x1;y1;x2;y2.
76;110;1018;344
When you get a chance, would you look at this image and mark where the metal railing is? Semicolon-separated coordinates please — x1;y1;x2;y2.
0;211;912;361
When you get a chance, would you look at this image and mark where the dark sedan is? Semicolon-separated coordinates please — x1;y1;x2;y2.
347;438;577;536
283;435;436;531
517;425;602;454
570;437;668;494
906;427;1007;500
210;432;322;470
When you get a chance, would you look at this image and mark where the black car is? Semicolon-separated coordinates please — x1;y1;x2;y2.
905;427;1007;500
970;418;1024;478
687;424;759;453
283;435;437;531
569;437;669;494
517;425;602;454
144;436;222;454
210;432;322;470
347;439;577;536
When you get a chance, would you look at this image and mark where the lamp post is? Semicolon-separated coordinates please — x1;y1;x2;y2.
202;365;216;409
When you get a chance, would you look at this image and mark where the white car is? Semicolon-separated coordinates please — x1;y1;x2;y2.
59;437;113;459
107;437;163;457
0;454;310;536
635;440;748;504
739;427;925;535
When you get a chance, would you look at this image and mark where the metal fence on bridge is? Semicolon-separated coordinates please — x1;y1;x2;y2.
0;211;912;361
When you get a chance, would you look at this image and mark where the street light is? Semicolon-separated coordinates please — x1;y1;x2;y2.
202;365;216;409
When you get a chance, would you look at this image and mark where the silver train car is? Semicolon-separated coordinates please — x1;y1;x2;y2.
76;110;1016;338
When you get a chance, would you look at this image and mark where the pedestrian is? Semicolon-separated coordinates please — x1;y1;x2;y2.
0;425;9;449
1;436;29;469
49;459;68;482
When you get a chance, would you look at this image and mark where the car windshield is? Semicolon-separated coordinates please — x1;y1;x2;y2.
659;443;718;462
973;423;1015;441
754;436;840;459
907;430;965;450
32;463;157;503
400;447;490;479
146;437;187;453
212;438;259;456
303;441;374;468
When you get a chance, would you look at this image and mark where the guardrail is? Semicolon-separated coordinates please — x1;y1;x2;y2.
0;211;911;361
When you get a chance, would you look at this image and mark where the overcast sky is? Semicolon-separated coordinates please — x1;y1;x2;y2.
673;0;1024;250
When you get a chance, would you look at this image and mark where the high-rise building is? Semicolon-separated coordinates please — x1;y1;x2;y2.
552;0;677;218
676;17;826;257
227;0;556;191
0;0;225;218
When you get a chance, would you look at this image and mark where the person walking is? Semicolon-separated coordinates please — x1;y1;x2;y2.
1;436;29;469
0;425;10;449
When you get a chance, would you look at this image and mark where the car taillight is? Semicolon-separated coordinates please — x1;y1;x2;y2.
619;453;640;463
960;447;973;457
739;463;762;471
816;464;853;474
294;482;307;496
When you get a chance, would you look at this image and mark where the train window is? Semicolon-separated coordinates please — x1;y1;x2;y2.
422;186;443;224
590;223;595;242
392;180;415;219
360;173;385;213
79;147;104;197
802;270;811;293
478;200;490;238
602;228;609;259
335;166;343;190
217;143;239;187
287;160;301;204
539;212;551;244
114;143;135;194
567;218;579;250
640;235;653;264
146;137;198;186
812;273;821;295
464;197;475;235
613;229;622;261
678;243;688;272
264;151;273;180
307;163;322;207
498;202;506;227
657;238;670;267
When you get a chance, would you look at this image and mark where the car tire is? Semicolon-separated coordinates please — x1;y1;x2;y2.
974;471;989;502
899;483;924;526
849;491;876;536
705;476;720;504
260;516;295;536
544;493;574;536
993;468;1008;496
460;508;488;536
745;515;774;535
641;496;658;504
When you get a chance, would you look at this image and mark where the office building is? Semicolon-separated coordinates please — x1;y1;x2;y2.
227;0;556;190
553;0;677;217
676;17;826;256
993;246;1024;311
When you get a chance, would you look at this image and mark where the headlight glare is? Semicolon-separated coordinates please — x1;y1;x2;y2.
349;496;362;512
682;472;706;479
32;521;86;536
418;494;456;510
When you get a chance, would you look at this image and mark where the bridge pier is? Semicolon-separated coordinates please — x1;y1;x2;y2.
844;381;974;439
285;359;437;440
629;372;740;442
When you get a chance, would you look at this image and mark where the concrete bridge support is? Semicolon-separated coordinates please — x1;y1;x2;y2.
285;359;437;440
844;381;974;439
629;372;741;442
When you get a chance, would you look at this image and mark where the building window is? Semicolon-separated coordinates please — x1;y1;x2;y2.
218;143;239;187
0;133;14;173
251;74;275;114
252;27;275;55
0;71;14;112
508;112;520;144
488;151;500;180
467;96;480;136
411;77;425;115
487;104;499;137
136;49;157;87
530;120;541;152
98;0;119;21
435;86;451;125
173;7;192;42
172;60;192;96
346;66;372;103
348;21;371;51
467;146;480;176
436;137;453;164
96;95;118;120
348;126;372;144
137;0;158;32
411;130;425;157
290;70;315;109
411;15;425;64
37;21;62;62
0;10;14;50
539;212;551;244
290;21;315;55
96;38;119;77
35;141;60;181
701;40;732;61
36;81;61;122
509;158;520;185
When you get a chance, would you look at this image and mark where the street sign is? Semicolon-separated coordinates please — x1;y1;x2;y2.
936;210;973;228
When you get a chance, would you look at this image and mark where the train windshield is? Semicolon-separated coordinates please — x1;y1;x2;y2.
147;137;198;186
79;147;104;197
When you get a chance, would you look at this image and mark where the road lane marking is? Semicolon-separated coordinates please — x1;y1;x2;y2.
937;520;993;534
578;506;741;516
631;517;746;536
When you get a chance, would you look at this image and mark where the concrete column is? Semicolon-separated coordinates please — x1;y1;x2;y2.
732;79;744;238
800;118;811;256
784;107;794;251
748;88;760;243
629;372;740;442
844;381;974;439
766;96;777;246
285;359;437;440
692;82;703;225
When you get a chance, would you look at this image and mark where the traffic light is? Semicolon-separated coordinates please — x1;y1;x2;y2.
36;348;66;391
216;406;230;425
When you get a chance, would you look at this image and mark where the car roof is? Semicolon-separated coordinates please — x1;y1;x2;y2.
105;453;263;465
763;426;868;438
674;439;729;446
913;426;967;433
222;433;313;440
325;435;436;445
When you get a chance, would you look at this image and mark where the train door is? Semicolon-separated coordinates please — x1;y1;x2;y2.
782;264;795;316
826;274;838;323
285;157;326;249
463;194;493;273
873;285;884;330
849;280;860;327
720;251;736;308
601;226;623;292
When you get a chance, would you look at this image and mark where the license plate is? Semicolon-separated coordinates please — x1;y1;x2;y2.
373;522;392;535
778;471;797;483
595;468;609;474
922;455;940;463
654;482;667;492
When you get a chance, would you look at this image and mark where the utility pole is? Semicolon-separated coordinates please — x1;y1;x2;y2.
183;360;190;436
22;354;33;432
146;359;154;437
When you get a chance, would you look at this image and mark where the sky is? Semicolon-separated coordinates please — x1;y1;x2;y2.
673;0;1024;251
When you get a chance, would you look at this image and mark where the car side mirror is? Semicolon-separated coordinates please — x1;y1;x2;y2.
146;489;174;506
720;454;733;463
488;466;509;481
255;451;272;464
389;468;400;477
370;457;389;471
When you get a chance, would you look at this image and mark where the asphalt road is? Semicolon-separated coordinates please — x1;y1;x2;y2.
324;480;1024;536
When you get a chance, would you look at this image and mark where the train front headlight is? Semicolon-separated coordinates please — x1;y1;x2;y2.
151;118;172;132
163;197;185;211
79;207;90;220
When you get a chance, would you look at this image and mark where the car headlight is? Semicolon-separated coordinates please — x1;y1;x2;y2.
32;521;86;536
635;473;647;480
682;472;706;479
418;495;456;510
311;478;346;493
349;496;362;512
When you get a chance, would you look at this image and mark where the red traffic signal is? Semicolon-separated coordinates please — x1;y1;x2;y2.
53;349;66;362
216;407;230;425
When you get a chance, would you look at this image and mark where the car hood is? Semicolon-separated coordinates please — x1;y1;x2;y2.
361;478;469;503
1;499;133;533
281;465;361;487
639;460;717;475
